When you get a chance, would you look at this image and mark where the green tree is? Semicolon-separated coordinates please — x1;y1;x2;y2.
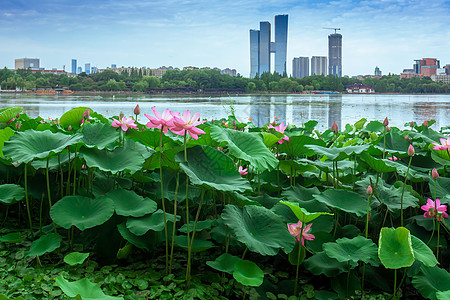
246;82;256;92
106;79;119;91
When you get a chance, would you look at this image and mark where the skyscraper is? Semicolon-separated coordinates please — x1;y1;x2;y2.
328;33;342;77
77;67;82;74
249;15;288;77
292;57;309;78
311;56;327;76
274;15;288;75
71;59;77;74
85;63;91;74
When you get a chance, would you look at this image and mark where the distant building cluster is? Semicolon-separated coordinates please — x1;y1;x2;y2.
400;58;450;84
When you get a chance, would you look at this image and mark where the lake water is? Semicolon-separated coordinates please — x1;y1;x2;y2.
1;93;449;130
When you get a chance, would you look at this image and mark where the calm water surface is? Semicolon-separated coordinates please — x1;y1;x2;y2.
0;93;449;130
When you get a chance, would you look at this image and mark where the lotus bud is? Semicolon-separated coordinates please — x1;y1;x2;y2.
16;114;20;118
119;112;124;119
68;125;72;131
408;144;415;156
134;104;140;116
232;120;236;127
367;185;373;195
83;109;90;120
405;135;410;141
423;120;429;127
331;121;338;134
211;119;214;124
432;168;439;180
410;121;414;127
383;117;389;127
15;121;21;130
386;126;391;132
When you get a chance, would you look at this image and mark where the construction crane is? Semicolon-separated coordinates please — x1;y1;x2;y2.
323;27;341;34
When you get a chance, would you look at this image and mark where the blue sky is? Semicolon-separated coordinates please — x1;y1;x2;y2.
1;0;449;77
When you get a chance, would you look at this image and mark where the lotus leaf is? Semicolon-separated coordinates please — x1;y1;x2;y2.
179;219;216;233
80;123;119;150
117;223;163;251
0;127;14;157
0;232;24;243
221;204;295;256
210;125;278;171
313;189;367;217
206;253;241;274
126;209;180;236
0;184;25;204
378;227;414;269
3;130;82;164
323;236;378;264
64;252;90;266
277;135;326;157
411;235;438;267
59;107;92;130
174;235;216;252
232;260;264;287
25;233;62;257
331;271;361;298
176;145;251;192
412;266;450;300
304;251;350;277
304;144;369;161
103;189;157;217
55;275;123;300
0;107;22;123
360;152;397;173
437;290;450;300
50;195;115;230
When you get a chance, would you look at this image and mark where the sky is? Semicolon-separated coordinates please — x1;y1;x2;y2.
1;0;449;77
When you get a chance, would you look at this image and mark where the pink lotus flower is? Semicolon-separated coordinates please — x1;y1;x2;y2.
432;137;450;151
83;109;90;120
287;221;315;246
387;156;398;161
144;107;178;134
171;110;206;140
405;135;410;141
112;117;138;131
268;122;290;144
420;198;448;219
238;166;248;175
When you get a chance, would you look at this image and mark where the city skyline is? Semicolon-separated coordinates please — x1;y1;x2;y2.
1;0;449;77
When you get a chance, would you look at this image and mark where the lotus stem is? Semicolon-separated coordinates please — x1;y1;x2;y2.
393;269;397;299
72;148;78;195
46;158;52;208
58;154;63;197
40;193;44;234
365;194;372;238
24;163;33;231
382;128;386;159
66;149;71;196
294;225;304;296
159;128;169;275
437;220;440;261
400;156;412;226
169;172;180;274
187;189;205;285
346;261;351;297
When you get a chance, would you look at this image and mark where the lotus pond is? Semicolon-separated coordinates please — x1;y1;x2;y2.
0;105;449;300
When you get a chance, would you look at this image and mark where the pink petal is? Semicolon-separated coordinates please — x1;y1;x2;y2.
151;107;161;119
121;124;128;131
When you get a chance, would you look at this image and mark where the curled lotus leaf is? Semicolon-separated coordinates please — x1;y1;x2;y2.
102;189;157;217
0;184;25;204
378;227;414;269
55;275;123;300
232;260;264;287
25;233;62;257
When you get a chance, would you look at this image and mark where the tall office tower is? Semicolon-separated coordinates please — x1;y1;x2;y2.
274;15;288;75
259;21;271;74
292;57;309;78
374;66;382;76
328;33;342;77
77;66;82;74
71;59;77;74
250;30;260;78
111;64;117;68
311;56;327;76
249;15;288;77
85;63;91;74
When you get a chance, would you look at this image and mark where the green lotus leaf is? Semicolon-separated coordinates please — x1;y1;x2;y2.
221;204;295;256
378;227;414;269
323;236;378;264
59;107;92;130
313;189;367;217
25;233;62;257
411;235;438;267
431;151;450;166
277;135;326;157
0;184;25;204
206;253;241;274
385;160;429;182
50;195;115;231
282;185;321;202
304;251;349;277
176;145;251;192
103;189;157;217
0;107;22;123
412;266;450;300
232;260;264;287
280;201;333;223
304;144;369;161
80;123;119;150
362;120;384;133
3;130;82;164
429;176;450;200
0;294;25;300
174;235;216;252
360;152;397;173
0;127;15;157
437;290;450;300
81;144;146;175
55;275;123;300
259;132;281;147
331;270;361;298
31;152;71;170
377;128;411;156
179;219;216;233
0;232;24;243
117;223;163;251
278;160;317;175
127;128;174;149
64;252;90;266
126;209;180;236
210;125;278;171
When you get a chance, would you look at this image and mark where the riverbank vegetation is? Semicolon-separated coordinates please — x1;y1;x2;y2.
0;105;449;299
1;67;449;94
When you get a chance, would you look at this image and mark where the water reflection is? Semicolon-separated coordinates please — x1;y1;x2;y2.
0;94;449;130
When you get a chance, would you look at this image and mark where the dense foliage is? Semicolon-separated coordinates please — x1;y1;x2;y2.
1;67;449;93
0;105;449;299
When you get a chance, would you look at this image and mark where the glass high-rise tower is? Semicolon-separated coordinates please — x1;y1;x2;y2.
71;59;77;74
249;15;288;77
328;33;342;77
